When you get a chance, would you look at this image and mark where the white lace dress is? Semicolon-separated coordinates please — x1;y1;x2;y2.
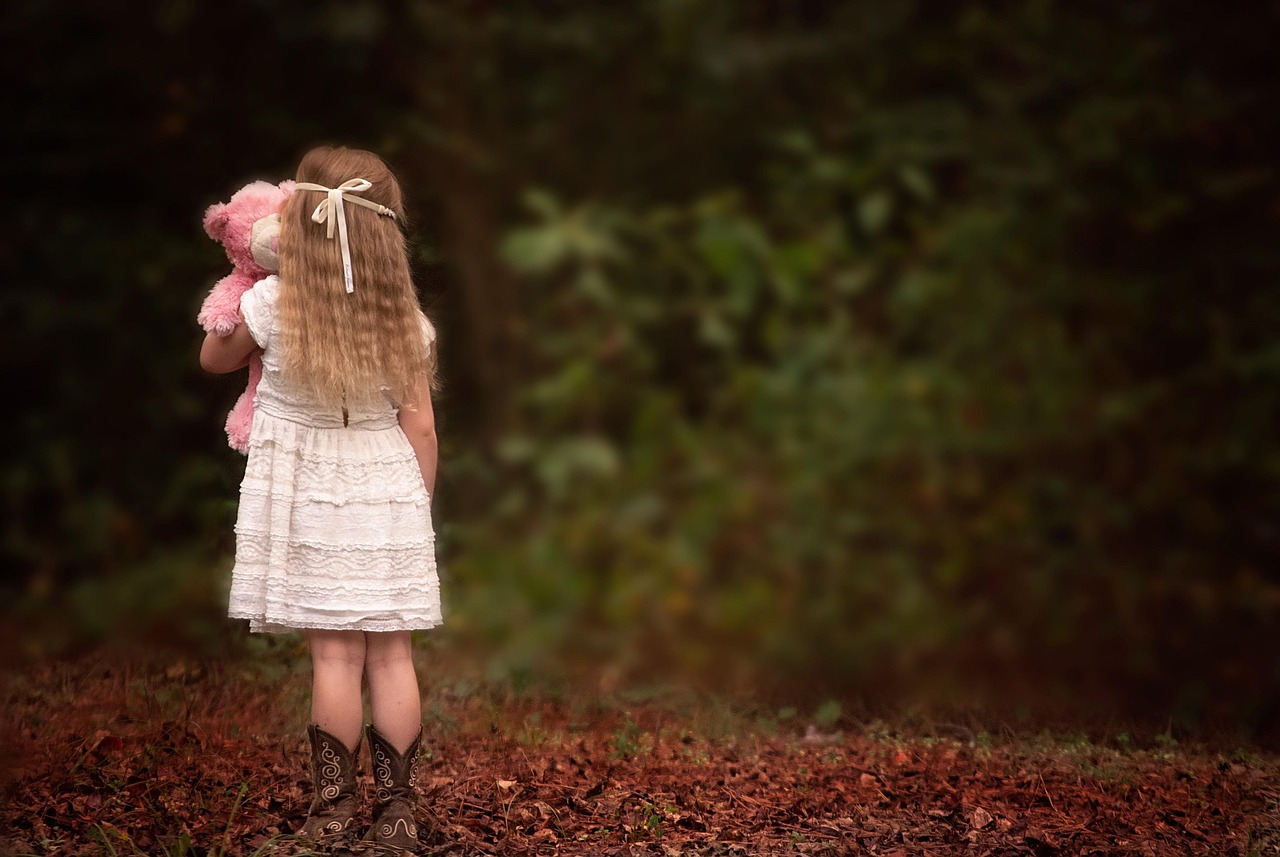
227;275;442;633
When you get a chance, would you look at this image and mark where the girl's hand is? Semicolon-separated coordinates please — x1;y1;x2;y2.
200;313;259;374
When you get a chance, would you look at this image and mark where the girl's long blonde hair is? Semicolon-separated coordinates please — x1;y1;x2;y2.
277;146;437;409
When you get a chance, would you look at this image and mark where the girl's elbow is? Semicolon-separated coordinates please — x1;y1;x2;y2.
199;347;226;374
398;406;437;439
200;342;235;374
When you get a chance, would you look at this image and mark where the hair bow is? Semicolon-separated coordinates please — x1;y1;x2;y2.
295;178;396;293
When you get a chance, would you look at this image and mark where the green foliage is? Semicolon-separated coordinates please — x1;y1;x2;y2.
444;1;1280;726
815;701;843;731
610;713;647;761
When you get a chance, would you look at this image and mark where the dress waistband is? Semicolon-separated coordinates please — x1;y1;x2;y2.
255;402;399;431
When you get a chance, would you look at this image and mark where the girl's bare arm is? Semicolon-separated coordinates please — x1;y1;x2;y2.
200;317;259;374
397;382;438;497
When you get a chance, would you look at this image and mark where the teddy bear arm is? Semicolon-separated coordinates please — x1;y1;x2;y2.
197;271;260;335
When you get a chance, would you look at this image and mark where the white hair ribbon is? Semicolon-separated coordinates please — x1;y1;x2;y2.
295;178;397;294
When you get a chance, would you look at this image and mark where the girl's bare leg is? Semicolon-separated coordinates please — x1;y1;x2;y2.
365;630;422;752
308;629;367;750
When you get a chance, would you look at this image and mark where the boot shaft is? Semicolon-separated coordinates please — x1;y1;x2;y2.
308;724;361;800
366;724;422;805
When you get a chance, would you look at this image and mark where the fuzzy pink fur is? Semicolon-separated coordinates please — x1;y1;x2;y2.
198;179;294;453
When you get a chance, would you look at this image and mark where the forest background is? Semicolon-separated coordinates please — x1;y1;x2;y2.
5;0;1279;746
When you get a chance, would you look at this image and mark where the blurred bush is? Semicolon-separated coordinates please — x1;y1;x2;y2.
5;1;1279;735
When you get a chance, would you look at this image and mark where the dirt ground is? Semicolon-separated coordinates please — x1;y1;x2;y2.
3;650;1278;856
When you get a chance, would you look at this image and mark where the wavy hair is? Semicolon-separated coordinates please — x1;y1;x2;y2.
276;146;437;410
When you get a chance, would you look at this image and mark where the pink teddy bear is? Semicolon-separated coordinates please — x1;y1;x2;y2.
198;180;294;453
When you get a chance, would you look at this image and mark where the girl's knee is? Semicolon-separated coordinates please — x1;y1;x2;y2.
364;631;414;668
309;629;366;667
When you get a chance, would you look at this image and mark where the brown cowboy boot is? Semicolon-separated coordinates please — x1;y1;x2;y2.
363;724;423;851
297;724;361;839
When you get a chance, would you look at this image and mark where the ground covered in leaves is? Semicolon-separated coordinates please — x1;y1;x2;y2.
3;649;1278;856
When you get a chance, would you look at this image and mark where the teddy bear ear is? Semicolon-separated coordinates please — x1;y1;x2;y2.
203;202;230;240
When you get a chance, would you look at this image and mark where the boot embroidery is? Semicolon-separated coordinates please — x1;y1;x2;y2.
373;743;393;802
319;742;344;800
382;818;417;838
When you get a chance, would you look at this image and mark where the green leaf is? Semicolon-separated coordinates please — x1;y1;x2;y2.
500;226;568;274
858;191;894;234
898;165;934;202
522;187;562;218
815;699;843;728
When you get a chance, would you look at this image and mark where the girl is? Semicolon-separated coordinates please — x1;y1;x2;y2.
200;146;440;851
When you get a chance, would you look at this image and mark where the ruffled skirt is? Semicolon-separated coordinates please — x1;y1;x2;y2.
228;409;442;633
